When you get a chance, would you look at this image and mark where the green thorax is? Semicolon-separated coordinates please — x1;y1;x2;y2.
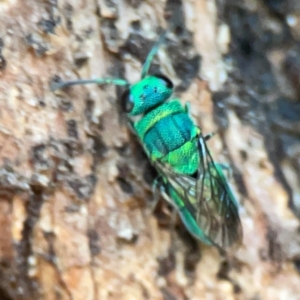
132;100;200;175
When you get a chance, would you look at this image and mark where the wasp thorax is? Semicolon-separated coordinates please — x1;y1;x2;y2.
124;75;173;116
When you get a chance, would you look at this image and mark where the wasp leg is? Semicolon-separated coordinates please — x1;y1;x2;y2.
157;183;180;251
169;208;180;252
157;184;179;234
186;103;217;142
127;120;136;135
169;207;178;235
148;177;163;214
215;163;232;179
152;179;179;247
185;102;191;115
204;132;217;141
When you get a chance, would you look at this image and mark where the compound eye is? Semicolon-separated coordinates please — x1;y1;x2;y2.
154;74;173;89
121;89;134;113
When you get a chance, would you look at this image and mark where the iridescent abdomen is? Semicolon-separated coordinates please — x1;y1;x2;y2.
134;100;200;174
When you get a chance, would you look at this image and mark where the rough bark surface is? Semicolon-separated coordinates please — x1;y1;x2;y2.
0;0;300;299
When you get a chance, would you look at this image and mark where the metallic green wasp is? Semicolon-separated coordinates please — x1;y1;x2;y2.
51;30;243;250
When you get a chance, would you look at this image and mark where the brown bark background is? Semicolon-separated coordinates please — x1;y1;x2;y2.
0;0;300;299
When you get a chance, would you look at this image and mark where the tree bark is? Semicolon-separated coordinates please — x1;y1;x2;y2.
0;0;300;299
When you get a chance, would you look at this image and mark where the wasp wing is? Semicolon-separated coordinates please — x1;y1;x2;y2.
154;135;243;250
194;135;243;249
